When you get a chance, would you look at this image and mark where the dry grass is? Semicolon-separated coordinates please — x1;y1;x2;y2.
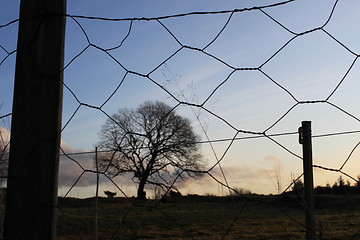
55;195;360;240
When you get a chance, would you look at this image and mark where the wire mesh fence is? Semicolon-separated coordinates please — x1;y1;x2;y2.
1;0;360;239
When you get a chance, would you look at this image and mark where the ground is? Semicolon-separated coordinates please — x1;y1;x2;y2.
55;194;360;240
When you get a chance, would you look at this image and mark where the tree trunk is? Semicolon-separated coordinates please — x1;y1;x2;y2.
137;154;157;200
137;178;147;200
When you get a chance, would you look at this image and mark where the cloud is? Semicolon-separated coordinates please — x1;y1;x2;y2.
0;131;96;189
59;140;96;187
172;163;279;195
0;126;10;144
58;139;291;196
264;155;284;177
265;155;281;164
170;154;299;195
59;141;137;196
3;133;291;196
0;130;102;195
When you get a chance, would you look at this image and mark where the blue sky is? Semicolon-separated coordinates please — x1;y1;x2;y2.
1;0;360;197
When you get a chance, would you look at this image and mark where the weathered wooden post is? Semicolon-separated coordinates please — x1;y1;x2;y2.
4;0;66;239
299;121;316;240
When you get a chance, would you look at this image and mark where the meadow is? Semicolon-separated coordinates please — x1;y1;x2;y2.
56;194;360;240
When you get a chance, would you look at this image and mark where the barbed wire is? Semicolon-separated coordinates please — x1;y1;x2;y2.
1;0;360;239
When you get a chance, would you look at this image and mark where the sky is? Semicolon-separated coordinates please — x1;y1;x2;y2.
1;0;360;198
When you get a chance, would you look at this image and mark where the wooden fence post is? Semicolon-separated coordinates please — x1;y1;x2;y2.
4;0;66;239
299;121;316;240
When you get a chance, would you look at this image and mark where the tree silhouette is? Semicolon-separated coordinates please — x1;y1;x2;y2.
291;179;304;194
104;190;116;198
0;107;10;184
97;101;204;200
0;129;9;186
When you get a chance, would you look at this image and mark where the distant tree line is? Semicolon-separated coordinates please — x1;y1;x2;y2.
292;176;360;195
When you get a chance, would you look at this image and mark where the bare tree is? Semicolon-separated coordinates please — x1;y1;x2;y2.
0;107;10;213
0;129;9;180
0;107;10;184
97;101;204;200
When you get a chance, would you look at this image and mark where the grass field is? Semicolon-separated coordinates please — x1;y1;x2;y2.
56;194;360;240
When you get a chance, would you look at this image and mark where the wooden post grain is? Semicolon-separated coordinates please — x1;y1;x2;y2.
4;0;66;239
299;121;316;240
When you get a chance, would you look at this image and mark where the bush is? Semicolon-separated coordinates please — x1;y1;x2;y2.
291;179;304;194
104;190;116;198
229;187;251;196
